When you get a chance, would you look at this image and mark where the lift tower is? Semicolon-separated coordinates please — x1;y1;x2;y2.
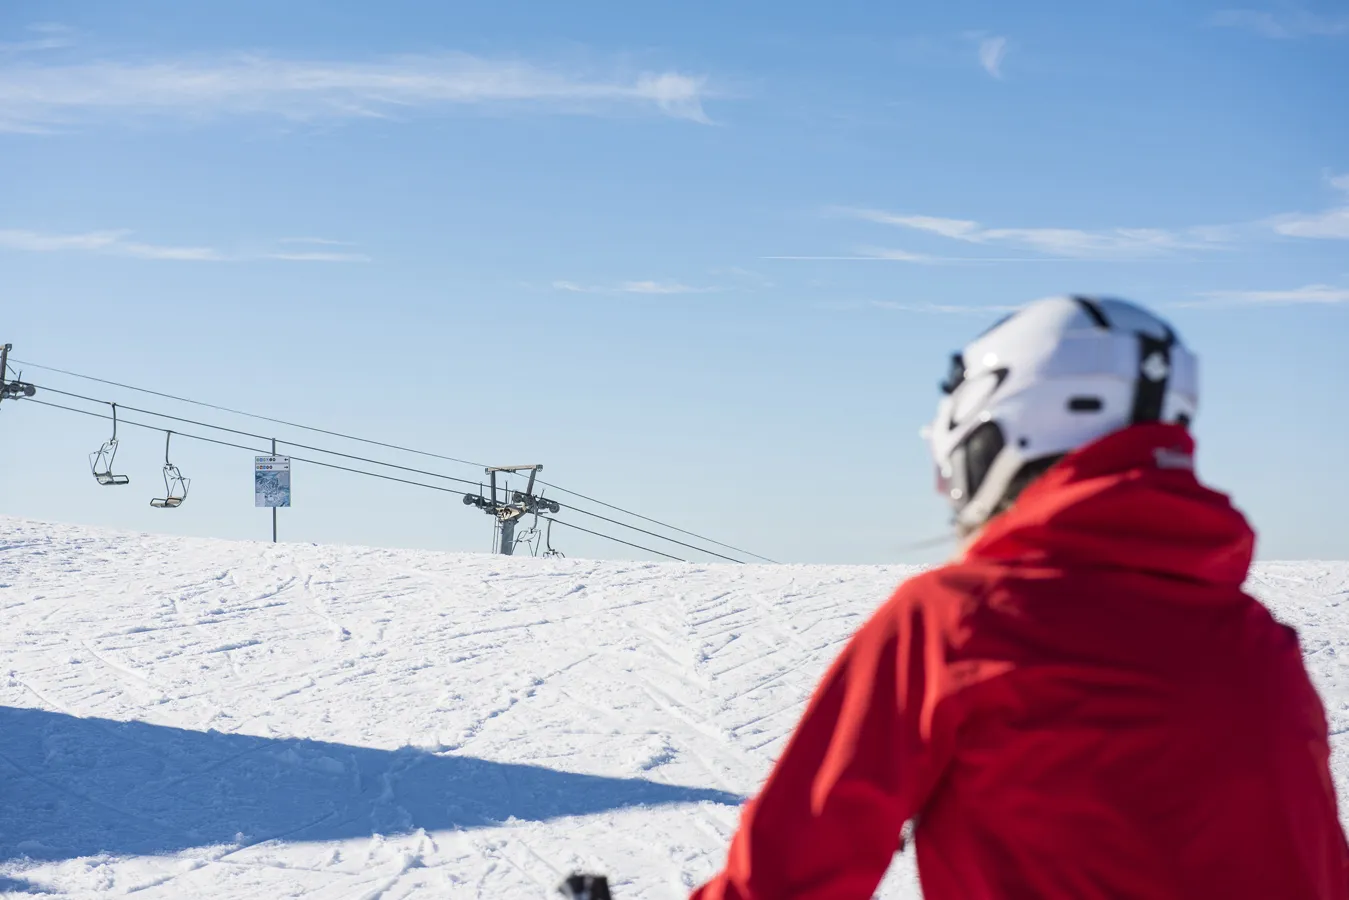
0;344;37;405
463;464;561;555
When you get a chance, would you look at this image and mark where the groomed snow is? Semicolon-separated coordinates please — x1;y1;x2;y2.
1;516;1347;898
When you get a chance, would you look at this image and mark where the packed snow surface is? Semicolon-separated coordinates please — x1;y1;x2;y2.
2;516;1348;899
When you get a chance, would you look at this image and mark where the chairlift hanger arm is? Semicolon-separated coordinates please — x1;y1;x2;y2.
89;401;131;485
89;416;130;486
151;430;190;509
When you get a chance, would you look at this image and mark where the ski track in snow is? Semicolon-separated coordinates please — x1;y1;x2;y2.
0;516;1345;898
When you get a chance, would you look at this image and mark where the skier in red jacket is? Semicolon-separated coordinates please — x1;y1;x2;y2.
691;295;1349;899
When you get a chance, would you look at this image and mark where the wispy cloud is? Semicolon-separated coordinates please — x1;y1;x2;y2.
0;228;368;262
0;229;225;261
552;279;719;295
1183;284;1349;307
0;52;715;133
835;288;1349;315
278;236;357;246
784;174;1347;265
0;22;74;55
265;250;371;263
710;265;776;289
871;300;1022;314
763;248;940;262
978;36;1008;78
762;248;1112;263
269;236;368;260
623;280;713;294
1267;173;1349;239
857;246;941;262
1209;8;1349;38
763;254;926;261
832;207;1219;259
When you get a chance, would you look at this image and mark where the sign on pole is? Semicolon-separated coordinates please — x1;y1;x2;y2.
255;456;291;508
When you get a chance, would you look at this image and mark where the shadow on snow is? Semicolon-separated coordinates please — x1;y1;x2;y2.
0;706;743;863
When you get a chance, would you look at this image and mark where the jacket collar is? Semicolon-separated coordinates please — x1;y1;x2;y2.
962;424;1255;586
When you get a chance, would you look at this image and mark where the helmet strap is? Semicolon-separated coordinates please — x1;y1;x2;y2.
1130;332;1174;424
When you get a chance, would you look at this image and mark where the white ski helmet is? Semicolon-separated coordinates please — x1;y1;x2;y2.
924;295;1198;532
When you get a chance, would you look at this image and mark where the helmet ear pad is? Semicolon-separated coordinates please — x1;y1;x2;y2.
962;421;1006;503
961;421;1062;520
925;295;1199;532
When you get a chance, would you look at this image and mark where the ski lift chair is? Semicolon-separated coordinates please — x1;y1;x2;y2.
89;403;130;486
150;431;190;509
542;518;565;558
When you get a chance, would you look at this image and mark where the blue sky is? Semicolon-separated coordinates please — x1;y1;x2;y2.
2;0;1347;564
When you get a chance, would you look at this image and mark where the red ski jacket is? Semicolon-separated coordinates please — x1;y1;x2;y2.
692;423;1349;900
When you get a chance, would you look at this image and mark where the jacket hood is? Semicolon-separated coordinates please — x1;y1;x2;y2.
962;423;1255;586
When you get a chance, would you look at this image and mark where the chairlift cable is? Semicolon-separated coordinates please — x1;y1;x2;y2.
556;506;746;563
17;360;777;562
26;399;464;495
542;517;685;562
11;357;487;468
31;383;760;558
534;479;777;563
30;383;484;490
22;398;706;563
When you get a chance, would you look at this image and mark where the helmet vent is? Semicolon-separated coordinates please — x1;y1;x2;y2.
939;353;966;395
1071;296;1111;328
1068;396;1103;412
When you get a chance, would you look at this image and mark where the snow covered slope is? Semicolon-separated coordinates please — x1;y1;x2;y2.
2;516;1347;899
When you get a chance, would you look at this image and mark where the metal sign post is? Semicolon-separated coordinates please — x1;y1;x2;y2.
255;444;290;542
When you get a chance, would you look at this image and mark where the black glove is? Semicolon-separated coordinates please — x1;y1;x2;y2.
558;873;611;900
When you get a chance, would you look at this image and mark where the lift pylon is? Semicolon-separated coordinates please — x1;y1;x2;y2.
462;464;561;555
